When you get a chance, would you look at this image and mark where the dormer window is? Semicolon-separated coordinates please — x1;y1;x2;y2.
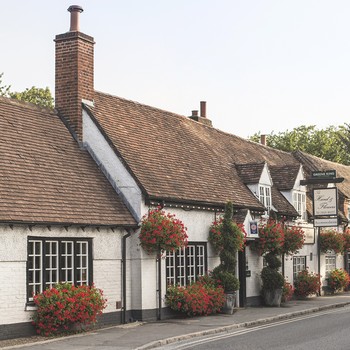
259;185;271;213
293;191;306;221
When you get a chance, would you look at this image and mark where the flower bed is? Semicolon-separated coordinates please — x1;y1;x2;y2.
327;268;350;293
165;276;225;316
282;280;294;302
294;269;321;298
32;283;107;336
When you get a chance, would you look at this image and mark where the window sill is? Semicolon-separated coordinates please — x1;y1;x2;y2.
25;304;37;312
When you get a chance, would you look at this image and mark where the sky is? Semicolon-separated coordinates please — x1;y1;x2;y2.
1;1;350;138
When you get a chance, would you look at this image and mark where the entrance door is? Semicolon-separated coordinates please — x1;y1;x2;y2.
238;248;246;307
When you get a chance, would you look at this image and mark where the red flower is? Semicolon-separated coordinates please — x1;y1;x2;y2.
139;208;188;254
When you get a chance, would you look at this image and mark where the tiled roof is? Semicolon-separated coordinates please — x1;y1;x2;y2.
0;97;136;226
235;162;265;184
270;165;301;190
87;92;301;212
232;209;249;224
271;186;299;217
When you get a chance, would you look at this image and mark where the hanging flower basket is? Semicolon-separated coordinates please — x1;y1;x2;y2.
139;207;188;254
342;228;350;251
319;229;344;254
282;225;305;256
250;219;284;256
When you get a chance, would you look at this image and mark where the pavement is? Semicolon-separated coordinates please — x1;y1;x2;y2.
3;292;350;350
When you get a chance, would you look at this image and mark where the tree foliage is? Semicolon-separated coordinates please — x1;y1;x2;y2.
9;87;54;109
249;124;350;165
0;73;11;96
0;72;54;109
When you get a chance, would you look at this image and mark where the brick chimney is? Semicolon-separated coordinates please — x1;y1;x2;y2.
55;5;95;140
189;101;212;127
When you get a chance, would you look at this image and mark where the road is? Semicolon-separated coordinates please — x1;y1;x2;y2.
159;306;350;350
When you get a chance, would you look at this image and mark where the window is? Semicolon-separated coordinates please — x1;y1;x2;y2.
293;256;306;280
259;185;271;213
293;191;307;221
166;242;207;286
27;237;92;302
325;255;336;277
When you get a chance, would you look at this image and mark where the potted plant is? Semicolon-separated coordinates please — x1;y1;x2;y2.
251;219;285;306
209;202;245;314
260;253;284;306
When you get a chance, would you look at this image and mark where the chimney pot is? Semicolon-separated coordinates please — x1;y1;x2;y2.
200;101;206;118
68;5;84;32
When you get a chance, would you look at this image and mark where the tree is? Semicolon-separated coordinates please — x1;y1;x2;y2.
0;72;54;109
249;125;350;165
9;86;54;109
0;72;11;96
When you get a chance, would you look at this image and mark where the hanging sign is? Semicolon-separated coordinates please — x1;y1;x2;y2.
311;170;336;179
314;218;338;227
313;187;338;216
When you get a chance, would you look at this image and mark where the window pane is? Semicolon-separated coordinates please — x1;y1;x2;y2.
28;238;91;301
166;243;207;287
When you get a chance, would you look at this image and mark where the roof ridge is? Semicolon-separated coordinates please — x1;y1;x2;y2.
0;95;56;115
93;91;296;158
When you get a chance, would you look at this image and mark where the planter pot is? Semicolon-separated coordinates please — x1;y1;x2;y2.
263;288;282;307
221;292;237;314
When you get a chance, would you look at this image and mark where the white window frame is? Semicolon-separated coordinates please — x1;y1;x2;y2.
259;184;272;213
293;256;306;280
293;190;307;221
27;237;92;302
166;242;207;287
325;255;336;277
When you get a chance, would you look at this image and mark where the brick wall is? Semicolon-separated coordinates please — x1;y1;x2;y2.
55;31;94;139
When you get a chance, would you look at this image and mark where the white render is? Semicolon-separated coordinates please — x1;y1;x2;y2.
82;110;142;221
0;224;129;326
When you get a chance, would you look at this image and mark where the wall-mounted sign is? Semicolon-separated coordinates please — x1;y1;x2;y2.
313;187;338;217
314;217;338;227
311;170;336;179
248;221;259;238
286;226;315;245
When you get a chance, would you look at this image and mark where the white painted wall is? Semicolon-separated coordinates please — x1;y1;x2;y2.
0;224;128;326
259;163;273;186
82;110;142;221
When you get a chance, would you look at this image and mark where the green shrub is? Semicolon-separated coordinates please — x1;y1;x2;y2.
261;267;284;291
